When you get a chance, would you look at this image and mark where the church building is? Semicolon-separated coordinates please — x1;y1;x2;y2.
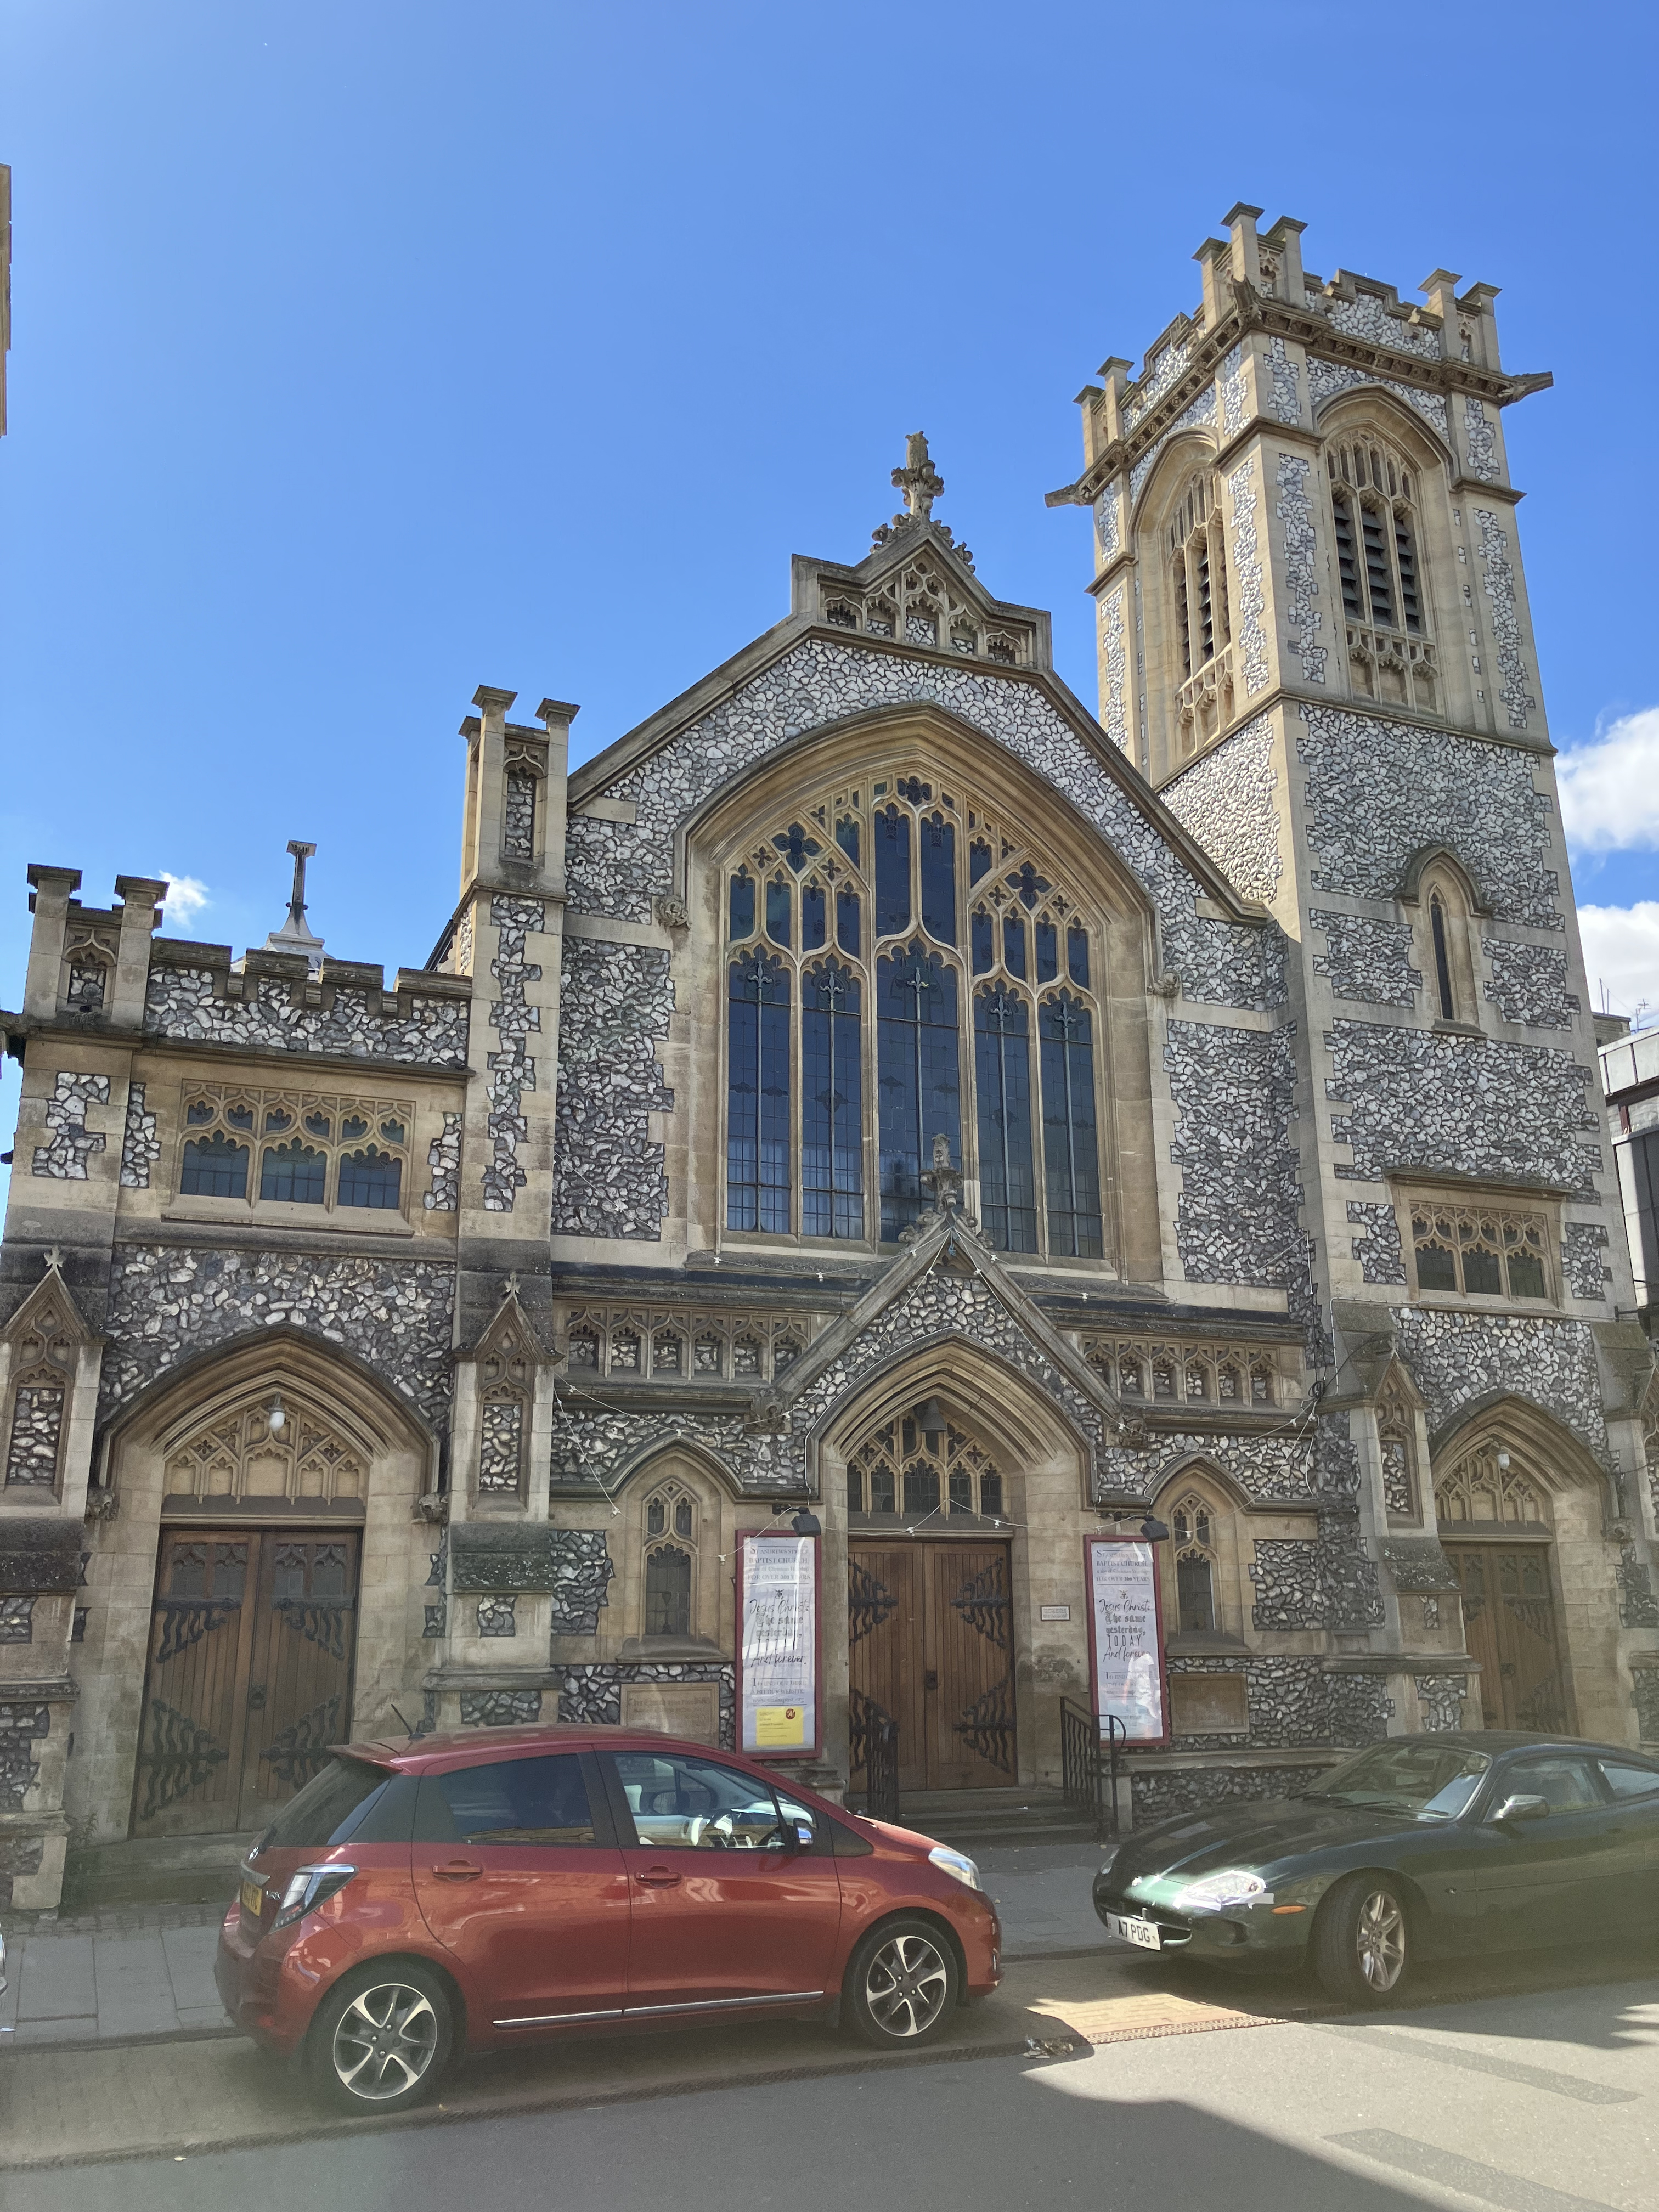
3;205;1656;1910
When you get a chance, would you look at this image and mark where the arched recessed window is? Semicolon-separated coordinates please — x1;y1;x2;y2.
1170;1493;1218;1632
1328;431;1437;712
720;772;1108;1260
642;1480;700;1639
1167;472;1231;681
1413;862;1480;1028
727;950;791;1233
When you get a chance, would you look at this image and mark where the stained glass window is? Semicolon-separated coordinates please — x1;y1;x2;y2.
1040;993;1103;1257
727;952;791;1233
974;987;1037;1252
802;962;864;1239
877;944;960;1240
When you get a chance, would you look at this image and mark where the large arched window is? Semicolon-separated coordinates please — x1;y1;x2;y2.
1327;428;1438;713
721;769;1108;1257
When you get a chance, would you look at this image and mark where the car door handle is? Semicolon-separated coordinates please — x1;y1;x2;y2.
635;1868;681;1887
432;1860;483;1882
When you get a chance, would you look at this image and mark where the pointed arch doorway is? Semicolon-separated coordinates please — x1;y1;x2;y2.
845;1410;1015;1792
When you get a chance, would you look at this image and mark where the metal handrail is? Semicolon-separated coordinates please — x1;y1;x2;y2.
1059;1697;1125;1841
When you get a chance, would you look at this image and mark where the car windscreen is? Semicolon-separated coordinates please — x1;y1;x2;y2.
1299;1741;1491;1820
256;1757;395;1850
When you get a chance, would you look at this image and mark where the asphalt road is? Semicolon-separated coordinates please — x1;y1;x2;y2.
5;1968;1656;2212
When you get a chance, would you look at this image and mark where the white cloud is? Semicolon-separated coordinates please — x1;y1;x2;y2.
1578;901;1659;1025
1556;707;1659;854
158;872;211;924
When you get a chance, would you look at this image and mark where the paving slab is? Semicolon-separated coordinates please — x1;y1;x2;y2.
160;1924;224;2015
14;1935;96;2027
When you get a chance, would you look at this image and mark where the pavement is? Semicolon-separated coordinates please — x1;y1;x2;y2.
0;1837;1114;2049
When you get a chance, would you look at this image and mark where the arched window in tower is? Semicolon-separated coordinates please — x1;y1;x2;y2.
727;950;791;1233
1170;1494;1218;1633
1039;992;1103;1257
802;961;864;1239
719;772;1108;1259
878;944;961;1240
974;986;1037;1252
1430;893;1455;1021
1327;431;1437;712
643;1481;698;1638
1167;473;1230;680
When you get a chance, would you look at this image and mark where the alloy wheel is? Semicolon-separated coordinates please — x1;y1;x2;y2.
1355;1888;1407;1993
862;1932;950;2038
329;1979;441;2101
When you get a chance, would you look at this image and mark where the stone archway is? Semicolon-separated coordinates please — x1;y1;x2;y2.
1431;1401;1621;1740
816;1338;1096;1795
75;1335;435;1846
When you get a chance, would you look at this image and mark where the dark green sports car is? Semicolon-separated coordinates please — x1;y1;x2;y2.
1092;1731;1659;2004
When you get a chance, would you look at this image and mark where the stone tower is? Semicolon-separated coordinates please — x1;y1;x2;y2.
1052;206;1657;1736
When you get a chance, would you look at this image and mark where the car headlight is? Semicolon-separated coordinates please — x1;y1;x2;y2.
928;1846;983;1892
272;1864;358;1931
1171;1869;1269;1913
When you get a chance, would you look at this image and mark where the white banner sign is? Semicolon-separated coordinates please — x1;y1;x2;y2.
738;1535;820;1756
1087;1537;1167;1743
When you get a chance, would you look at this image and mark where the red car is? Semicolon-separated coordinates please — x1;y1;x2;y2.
216;1724;1001;2113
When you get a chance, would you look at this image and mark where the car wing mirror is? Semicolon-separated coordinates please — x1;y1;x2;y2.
1492;1792;1550;1824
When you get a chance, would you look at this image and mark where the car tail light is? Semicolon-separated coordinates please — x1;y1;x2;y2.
272;1864;358;1931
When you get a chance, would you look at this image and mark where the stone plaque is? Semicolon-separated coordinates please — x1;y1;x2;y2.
619;1681;720;1745
1170;1673;1248;1735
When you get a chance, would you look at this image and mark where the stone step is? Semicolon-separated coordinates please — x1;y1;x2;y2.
859;1787;1103;1848
64;1830;258;1910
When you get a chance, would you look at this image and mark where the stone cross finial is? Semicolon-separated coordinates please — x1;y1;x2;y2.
266;839;326;971
893;431;944;521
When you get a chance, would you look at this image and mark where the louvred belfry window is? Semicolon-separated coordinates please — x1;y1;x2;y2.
720;770;1110;1259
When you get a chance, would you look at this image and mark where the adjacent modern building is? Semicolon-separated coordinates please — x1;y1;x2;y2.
3;205;1657;1912
1600;1016;1659;1331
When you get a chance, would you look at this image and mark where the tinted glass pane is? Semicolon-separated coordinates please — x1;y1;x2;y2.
903;1462;940;1516
730;873;755;938
260;1142;326;1205
1416;1243;1457;1291
645;1545;692;1636
1039;995;1102;1257
1506;1756;1601;1814
1035;921;1058;984
338;1149;402;1210
802;964;864;1239
1600;1762;1659;1801
1463;1246;1501;1295
974;988;1036;1253
1508;1250;1548;1299
182;1134;249;1199
971;909;994;975
969;838;992;885
919;814;956;944
259;1758;394;1850
1066;928;1091;988
727;954;791;1233
1176;1553;1215;1633
877;945;960;1241
836;815;860;866
874;808;911;937
438;1754;599;1845
765;878;792;948
1003;912;1026;978
802;882;827;951
613;1753;785;1850
836;888;861;957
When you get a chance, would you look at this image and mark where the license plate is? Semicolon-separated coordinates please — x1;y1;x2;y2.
1105;1911;1161;1951
240;1878;264;1920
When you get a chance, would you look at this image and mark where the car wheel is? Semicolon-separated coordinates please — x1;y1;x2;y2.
1312;1875;1410;2006
844;1916;960;2050
306;1960;454;2114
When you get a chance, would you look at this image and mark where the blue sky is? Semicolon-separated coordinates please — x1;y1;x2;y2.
3;0;1657;1190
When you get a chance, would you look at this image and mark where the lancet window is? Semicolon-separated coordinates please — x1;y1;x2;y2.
1327;430;1438;712
723;771;1105;1256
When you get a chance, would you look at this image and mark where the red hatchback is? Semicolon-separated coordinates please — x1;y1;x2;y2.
216;1724;1001;2113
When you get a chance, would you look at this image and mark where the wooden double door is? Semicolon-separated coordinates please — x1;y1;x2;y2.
1444;1542;1567;1734
849;1541;1015;1792
132;1527;360;1838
